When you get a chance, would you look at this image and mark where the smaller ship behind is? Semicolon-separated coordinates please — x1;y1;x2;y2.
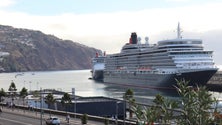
91;52;106;81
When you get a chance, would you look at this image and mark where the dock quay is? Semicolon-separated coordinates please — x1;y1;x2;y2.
1;90;137;125
207;71;222;92
0;103;136;125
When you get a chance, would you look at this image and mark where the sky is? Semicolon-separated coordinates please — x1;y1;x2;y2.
0;0;222;65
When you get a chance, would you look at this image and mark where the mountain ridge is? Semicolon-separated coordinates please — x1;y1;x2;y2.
0;25;100;72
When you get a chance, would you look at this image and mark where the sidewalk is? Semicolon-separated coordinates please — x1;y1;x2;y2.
1;107;105;125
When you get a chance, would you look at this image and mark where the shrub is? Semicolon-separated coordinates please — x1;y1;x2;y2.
81;113;88;124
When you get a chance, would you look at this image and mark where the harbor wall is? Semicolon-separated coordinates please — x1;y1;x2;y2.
207;71;222;91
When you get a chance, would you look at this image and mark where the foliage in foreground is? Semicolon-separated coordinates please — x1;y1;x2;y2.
132;79;218;125
81;113;88;124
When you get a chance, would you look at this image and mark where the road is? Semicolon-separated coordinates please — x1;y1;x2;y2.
0;107;105;125
0;110;45;125
0;112;39;125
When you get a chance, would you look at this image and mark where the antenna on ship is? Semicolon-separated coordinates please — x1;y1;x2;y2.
137;37;141;44
177;22;183;39
145;36;149;45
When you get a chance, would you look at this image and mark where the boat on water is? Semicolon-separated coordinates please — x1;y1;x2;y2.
91;52;106;81
103;23;218;89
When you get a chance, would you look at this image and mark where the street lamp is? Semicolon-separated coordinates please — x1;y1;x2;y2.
23;81;26;88
72;88;76;119
123;99;126;125
36;82;39;90
40;87;43;125
116;101;121;125
29;81;32;92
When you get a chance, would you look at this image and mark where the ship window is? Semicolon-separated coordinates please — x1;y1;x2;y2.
159;40;202;46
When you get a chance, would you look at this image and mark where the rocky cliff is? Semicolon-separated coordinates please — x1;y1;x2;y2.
0;25;100;72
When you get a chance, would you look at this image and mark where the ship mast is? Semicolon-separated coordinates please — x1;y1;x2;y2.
177;22;182;39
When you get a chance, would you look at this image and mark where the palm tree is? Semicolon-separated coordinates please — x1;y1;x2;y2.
31;90;40;114
123;88;134;100
45;93;55;108
123;88;135;118
19;87;28;112
8;81;17;109
61;93;71;112
0;88;7;107
32;90;40;98
45;93;55;116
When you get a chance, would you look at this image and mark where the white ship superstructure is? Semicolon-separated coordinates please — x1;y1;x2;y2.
104;24;218;89
91;52;105;81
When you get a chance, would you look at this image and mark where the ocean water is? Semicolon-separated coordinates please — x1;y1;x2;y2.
0;70;220;103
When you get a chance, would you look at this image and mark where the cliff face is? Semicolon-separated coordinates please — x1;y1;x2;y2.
0;25;100;72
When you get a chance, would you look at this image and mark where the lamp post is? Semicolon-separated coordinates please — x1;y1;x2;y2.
123;99;126;125
36;82;39;91
72;88;76;119
29;81;32;92
40;87;43;125
116;101;121;125
23;81;26;88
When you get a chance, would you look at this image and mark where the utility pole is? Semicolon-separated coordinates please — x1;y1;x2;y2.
72;88;76;119
40;87;43;125
123;99;126;125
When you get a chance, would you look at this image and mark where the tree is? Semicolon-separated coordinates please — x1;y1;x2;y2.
31;90;40;114
81;113;88;124
32;90;40;98
123;88;134;100
45;93;55;108
123;88;135;118
131;105;144;124
132;79;216;125
0;88;6;103
45;93;55;116
8;81;17;92
132;94;177;125
19;87;28;112
152;94;178;124
104;117;109;125
8;81;17;108
175;79;216;125
61;93;71;112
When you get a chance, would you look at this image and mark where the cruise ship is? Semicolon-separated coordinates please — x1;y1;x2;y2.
103;24;218;89
91;52;106;81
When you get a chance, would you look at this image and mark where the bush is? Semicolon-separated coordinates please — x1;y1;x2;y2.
81;113;88;124
104;117;109;125
132;79;217;125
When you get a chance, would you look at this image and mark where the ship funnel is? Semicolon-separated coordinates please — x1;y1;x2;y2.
103;51;106;56
96;52;98;57
131;32;137;44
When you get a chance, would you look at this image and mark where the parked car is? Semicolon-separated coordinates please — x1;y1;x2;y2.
45;117;60;125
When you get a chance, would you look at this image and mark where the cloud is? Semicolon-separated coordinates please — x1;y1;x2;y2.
1;2;222;35
0;0;15;7
165;0;191;2
0;1;222;64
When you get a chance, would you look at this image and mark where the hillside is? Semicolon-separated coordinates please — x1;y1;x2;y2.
0;25;100;72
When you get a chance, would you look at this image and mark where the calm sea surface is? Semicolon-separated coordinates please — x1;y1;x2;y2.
0;70;221;103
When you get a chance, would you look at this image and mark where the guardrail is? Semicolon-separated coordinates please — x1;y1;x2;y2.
0;103;137;125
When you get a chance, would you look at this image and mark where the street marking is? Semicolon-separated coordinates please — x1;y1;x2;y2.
0;117;33;125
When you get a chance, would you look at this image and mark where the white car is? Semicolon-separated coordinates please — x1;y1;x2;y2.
45;117;60;125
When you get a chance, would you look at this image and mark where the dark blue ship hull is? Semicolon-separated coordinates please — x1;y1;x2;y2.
104;69;218;90
92;70;104;81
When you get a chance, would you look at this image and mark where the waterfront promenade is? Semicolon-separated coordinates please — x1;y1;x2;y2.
1;107;105;125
